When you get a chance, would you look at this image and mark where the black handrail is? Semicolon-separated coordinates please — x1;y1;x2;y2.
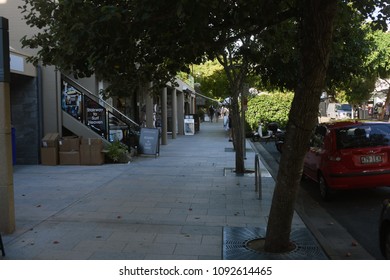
61;75;140;149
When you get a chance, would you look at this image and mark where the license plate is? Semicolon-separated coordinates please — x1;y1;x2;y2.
360;155;383;164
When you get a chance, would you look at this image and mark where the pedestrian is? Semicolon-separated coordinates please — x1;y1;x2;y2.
209;105;215;122
216;107;220;122
223;109;229;131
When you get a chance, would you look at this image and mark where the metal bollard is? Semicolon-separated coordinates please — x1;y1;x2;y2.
254;153;262;200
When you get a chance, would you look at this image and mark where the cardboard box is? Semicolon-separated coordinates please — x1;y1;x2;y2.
59;151;80;165
41;133;60;148
41;147;58;165
59;136;80;152
41;133;60;165
80;145;104;165
80;138;104;165
81;138;103;146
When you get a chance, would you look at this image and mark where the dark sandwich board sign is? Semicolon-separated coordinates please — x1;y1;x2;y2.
138;128;160;157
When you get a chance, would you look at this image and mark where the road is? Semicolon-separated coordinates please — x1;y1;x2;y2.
251;139;390;260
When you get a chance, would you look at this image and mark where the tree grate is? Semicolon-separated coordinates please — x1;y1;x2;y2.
222;227;328;260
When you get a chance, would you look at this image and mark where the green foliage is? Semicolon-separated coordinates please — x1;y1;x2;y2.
19;0;389;103
106;141;129;163
255;4;379;105
367;30;390;79
246;92;294;130
193;60;229;100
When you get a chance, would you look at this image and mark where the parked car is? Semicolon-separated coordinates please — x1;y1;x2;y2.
303;121;390;200
326;103;352;119
379;199;390;259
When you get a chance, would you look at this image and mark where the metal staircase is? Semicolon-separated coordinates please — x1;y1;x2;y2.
61;75;140;149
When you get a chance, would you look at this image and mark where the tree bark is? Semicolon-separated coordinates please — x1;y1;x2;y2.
231;97;246;174
264;0;338;253
379;83;390;121
219;52;248;175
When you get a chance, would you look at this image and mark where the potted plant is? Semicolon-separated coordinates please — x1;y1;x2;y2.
105;141;131;163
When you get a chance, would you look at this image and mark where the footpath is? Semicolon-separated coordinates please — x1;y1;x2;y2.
0;121;335;259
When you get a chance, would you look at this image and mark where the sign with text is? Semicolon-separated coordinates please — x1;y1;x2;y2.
85;95;107;138
139;128;160;156
184;115;195;135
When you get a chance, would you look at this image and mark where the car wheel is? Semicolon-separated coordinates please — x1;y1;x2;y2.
318;174;331;201
383;226;390;259
275;142;283;153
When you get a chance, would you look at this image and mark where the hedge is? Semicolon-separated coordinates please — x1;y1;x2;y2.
246;92;294;130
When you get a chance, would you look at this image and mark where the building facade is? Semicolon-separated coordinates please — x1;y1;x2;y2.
1;0;197;164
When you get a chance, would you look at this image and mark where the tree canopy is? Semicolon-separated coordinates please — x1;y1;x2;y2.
20;1;389;91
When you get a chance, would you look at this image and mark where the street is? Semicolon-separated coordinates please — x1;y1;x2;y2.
251;139;390;260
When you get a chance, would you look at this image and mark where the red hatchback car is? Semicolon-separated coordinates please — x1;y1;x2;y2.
303;121;390;200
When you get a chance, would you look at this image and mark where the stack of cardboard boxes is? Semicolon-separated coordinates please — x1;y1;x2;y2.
41;133;60;165
40;133;104;165
59;136;81;165
80;138;104;165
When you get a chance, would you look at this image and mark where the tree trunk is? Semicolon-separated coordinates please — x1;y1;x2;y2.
230;92;246;174
264;0;338;253
379;85;390;121
221;59;247;175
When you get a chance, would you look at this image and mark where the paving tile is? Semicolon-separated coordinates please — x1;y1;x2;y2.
122;242;176;255
174;243;221;257
154;233;202;244
72;239;127;252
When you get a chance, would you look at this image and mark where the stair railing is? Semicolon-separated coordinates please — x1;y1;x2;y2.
61;75;140;149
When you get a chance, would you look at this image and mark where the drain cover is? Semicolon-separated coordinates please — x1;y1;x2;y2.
223;227;328;260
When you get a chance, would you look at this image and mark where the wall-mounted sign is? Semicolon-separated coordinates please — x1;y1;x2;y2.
85;96;107;138
62;84;83;120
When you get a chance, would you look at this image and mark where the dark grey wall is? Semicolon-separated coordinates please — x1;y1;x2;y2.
10;73;40;164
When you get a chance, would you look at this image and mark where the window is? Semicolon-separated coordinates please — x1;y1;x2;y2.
310;125;326;148
336;124;390;149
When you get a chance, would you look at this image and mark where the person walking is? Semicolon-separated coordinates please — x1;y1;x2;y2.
209;105;215;122
223;108;229;131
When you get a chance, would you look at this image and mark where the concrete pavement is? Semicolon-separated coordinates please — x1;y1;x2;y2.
0;121;363;260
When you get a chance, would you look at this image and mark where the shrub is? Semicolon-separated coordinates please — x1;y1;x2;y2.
106;141;129;163
246;92;294;130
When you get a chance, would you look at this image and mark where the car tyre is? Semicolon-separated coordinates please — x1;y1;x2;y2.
318;174;331;201
275;142;283;153
382;225;390;259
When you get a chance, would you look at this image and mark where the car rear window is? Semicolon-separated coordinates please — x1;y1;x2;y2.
336;124;390;149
